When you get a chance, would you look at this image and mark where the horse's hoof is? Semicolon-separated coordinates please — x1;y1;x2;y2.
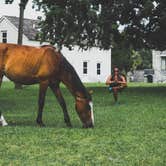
67;123;72;128
65;121;72;128
37;121;46;127
38;124;46;127
64;119;72;128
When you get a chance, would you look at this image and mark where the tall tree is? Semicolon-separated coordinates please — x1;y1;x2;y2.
33;0;121;50
33;0;166;51
6;0;28;44
17;0;28;45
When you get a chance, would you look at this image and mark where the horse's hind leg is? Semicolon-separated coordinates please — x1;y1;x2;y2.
36;80;49;127
49;83;72;127
0;73;8;126
0;73;3;125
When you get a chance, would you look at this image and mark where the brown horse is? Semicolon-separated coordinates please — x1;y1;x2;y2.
0;43;94;128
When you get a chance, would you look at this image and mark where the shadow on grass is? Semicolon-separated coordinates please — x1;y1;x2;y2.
7;118;82;129
8;120;36;127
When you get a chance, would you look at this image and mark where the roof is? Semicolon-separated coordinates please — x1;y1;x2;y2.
3;15;39;40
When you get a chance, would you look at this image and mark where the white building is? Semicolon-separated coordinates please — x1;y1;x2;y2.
0;15;41;46
153;50;166;82
62;46;111;82
0;15;111;83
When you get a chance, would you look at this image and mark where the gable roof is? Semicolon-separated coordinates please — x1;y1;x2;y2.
2;15;39;40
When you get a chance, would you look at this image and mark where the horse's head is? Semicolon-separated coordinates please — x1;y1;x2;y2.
75;94;94;128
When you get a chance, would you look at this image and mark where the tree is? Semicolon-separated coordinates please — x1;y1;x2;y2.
112;45;152;74
17;0;29;45
33;0;121;50
5;0;28;44
111;46;132;73
134;49;152;70
5;0;29;89
33;0;166;51
146;0;166;50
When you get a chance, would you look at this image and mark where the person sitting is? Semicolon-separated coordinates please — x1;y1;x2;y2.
106;67;127;103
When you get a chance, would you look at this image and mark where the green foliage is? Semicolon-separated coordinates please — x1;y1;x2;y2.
5;0;28;5
131;50;142;71
32;0;166;51
5;0;14;4
33;0;120;50
0;82;166;165
137;49;152;69
112;46;152;73
112;46;132;73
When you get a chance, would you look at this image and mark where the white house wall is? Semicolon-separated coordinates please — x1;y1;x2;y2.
0;17;40;46
152;50;166;82
0;17;27;44
62;46;111;83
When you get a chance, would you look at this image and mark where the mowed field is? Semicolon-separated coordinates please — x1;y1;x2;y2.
0;82;165;166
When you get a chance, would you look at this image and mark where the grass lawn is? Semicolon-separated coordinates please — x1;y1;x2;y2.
0;82;166;166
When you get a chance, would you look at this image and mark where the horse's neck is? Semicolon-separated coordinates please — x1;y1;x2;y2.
59;57;87;98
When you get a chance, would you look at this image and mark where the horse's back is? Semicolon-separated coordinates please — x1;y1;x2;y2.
0;43;61;84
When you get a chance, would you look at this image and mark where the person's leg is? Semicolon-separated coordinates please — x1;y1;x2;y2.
113;87;118;103
108;86;113;92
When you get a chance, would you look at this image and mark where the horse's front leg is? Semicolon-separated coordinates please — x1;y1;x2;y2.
49;83;72;127
36;80;49;127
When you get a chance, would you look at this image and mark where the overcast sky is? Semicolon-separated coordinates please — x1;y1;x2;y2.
0;0;42;19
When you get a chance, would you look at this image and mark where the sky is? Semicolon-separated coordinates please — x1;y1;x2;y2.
0;0;43;19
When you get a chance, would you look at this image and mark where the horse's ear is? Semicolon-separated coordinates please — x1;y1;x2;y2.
89;90;94;95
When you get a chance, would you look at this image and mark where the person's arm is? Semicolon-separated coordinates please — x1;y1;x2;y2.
106;75;114;85
118;76;127;86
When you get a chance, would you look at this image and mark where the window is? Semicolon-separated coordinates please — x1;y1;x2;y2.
161;57;166;70
83;61;88;74
97;63;101;75
1;31;7;43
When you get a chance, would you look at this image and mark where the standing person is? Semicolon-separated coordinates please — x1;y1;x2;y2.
106;67;127;103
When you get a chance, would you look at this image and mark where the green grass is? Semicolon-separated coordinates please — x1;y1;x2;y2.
0;82;166;166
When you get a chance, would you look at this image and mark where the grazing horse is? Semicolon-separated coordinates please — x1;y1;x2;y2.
0;43;94;128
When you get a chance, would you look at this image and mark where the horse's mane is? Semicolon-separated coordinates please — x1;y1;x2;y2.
40;45;58;52
40;45;91;100
60;55;91;100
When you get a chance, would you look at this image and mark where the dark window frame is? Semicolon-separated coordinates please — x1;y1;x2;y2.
1;31;7;43
83;61;88;74
97;62;101;75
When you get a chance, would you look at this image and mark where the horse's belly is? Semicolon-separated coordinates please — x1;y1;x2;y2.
4;54;55;84
5;72;39;84
4;65;53;85
4;65;39;84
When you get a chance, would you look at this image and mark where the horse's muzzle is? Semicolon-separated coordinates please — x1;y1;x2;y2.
83;121;94;128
